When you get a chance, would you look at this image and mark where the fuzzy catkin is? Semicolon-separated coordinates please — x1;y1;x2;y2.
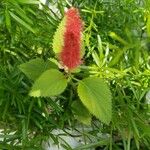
60;8;83;70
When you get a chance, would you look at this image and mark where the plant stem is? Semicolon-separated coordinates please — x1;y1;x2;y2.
109;127;112;150
127;128;131;150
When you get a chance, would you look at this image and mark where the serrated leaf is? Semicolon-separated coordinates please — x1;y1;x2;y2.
52;16;66;54
19;58;58;80
72;100;91;125
29;69;67;97
78;77;112;124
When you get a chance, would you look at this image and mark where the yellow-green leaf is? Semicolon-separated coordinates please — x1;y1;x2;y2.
72;100;91;125
78;77;112;124
19;58;58;81
30;69;67;97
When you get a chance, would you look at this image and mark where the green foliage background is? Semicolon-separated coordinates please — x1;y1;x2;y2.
0;0;150;149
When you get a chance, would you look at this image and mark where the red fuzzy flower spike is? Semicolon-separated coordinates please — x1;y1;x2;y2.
60;7;83;70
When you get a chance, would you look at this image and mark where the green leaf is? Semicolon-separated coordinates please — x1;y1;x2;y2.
109;32;128;45
14;4;33;25
15;0;39;4
29;69;67;97
92;51;100;67
9;11;35;33
5;8;11;32
97;35;103;58
147;14;150;37
108;48;124;67
19;58;58;80
78;77;112;124
72;100;91;125
108;46;129;67
80;33;85;58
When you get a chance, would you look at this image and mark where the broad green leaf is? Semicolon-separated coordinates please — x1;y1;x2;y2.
72;100;91;125
29;69;67;97
52;16;66;54
78;77;112;124
19;58;58;80
9;11;35;33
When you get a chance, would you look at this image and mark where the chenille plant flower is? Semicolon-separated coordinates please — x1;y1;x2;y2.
52;7;84;70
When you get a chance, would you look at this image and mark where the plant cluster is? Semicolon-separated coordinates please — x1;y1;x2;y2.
0;0;150;150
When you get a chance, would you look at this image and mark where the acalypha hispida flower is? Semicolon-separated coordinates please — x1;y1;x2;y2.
53;7;84;70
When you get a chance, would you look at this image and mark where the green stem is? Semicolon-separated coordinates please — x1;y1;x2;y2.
127;128;131;150
71;76;80;82
109;127;112;150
